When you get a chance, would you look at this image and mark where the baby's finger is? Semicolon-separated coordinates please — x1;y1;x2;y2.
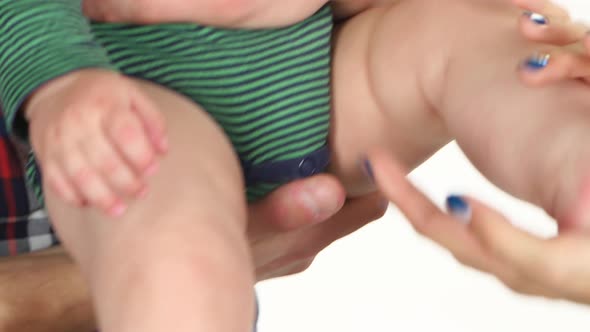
519;52;590;85
43;161;83;206
82;132;145;199
519;13;587;45
130;88;168;153
512;0;570;22
107;111;158;177
62;149;126;216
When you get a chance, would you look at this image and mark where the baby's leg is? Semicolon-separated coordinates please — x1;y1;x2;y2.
330;0;590;230
431;0;590;230
328;4;453;196
44;80;255;332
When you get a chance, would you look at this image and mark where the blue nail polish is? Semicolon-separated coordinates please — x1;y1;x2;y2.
361;158;374;181
523;11;549;25
446;195;472;224
523;53;551;70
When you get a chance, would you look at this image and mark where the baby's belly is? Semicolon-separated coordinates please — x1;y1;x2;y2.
90;5;334;200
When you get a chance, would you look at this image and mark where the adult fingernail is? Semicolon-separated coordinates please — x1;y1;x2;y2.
361;157;374;182
522;53;551;71
523;11;549;25
446;195;471;224
302;183;343;221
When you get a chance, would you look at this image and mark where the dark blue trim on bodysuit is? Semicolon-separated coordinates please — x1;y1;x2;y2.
242;145;330;187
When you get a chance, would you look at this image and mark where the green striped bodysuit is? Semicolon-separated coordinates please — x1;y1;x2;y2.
0;1;333;202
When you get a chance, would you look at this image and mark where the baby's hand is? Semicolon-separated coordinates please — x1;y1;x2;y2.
513;0;590;85
26;69;167;217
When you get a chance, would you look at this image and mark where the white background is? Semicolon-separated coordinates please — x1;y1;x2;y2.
257;1;590;331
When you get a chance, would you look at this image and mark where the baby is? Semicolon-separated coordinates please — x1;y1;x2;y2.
2;0;590;331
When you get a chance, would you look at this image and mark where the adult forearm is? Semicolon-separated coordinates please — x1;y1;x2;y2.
0;248;95;332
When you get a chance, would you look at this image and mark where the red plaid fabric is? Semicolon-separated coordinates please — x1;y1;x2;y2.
0;108;57;256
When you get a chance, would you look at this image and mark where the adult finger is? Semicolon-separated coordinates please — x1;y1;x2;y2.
512;0;570;22
303;192;387;250
532;234;590;303
519;51;590;85
254;192;386;281
247;175;346;243
467;198;556;283
519;14;587;45
365;149;495;272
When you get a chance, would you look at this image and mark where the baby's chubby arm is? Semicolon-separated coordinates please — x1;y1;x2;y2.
0;0;168;216
83;0;397;27
83;0;329;27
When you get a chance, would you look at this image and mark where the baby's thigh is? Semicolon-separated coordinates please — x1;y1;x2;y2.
131;79;246;218
44;79;248;266
42;81;256;332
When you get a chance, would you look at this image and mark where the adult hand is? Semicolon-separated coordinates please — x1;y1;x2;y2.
366;148;590;305
248;174;387;281
514;0;590;85
0;175;386;331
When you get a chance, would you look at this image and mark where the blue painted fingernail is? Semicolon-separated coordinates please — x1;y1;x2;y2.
361;158;374;182
446;195;471;224
523;53;551;70
523;11;549;25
